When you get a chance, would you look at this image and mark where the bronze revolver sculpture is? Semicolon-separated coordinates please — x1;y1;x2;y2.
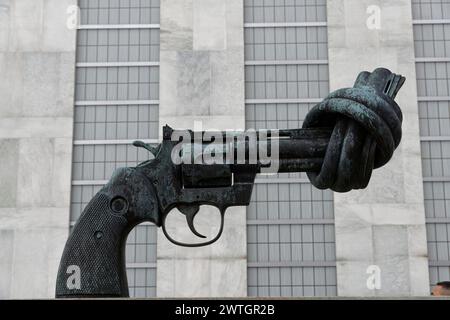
56;68;405;297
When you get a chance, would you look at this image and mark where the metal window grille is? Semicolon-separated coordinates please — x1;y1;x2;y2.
70;0;160;297
244;0;337;297
244;0;327;23
76;28;160;62
413;0;450;291
244;26;328;61
75;66;159;101
416;61;450;97
74;104;159;140
412;0;450;20
246;102;316;129
419;101;450;137
421;141;450;178
78;0;160;25
245;64;329;100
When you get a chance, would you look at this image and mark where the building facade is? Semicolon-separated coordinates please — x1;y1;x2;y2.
0;0;448;298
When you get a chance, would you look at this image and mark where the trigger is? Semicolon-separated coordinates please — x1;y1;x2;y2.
186;212;207;239
177;205;207;239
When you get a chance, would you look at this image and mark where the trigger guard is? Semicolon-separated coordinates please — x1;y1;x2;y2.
161;208;226;247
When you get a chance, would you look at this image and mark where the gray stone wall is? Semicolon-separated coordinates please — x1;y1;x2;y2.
411;0;450;292
0;0;76;298
327;0;430;296
157;0;247;297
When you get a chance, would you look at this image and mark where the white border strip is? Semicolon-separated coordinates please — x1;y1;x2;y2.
421;136;450;142
247;219;334;225
418;96;450;102
77;24;160;29
429;260;450;267
73;139;159;145
255;178;310;184
426;218;450;224
72;180;108;186
423;177;450;182
246;98;322;104
244;22;327;28
245;60;328;66
248;261;336;268
76;62;160;67
126;263;157;269
75;100;159;106
416;57;450;63
413;19;450;25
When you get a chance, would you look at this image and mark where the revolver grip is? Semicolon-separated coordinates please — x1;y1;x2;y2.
56;192;130;297
55;168;160;298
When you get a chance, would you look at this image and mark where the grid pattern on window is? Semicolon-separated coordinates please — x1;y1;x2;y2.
419;101;450;136
70;0;160;297
75;66;159;101
248;184;334;221
412;0;450;20
74;105;159;140
424;182;450;219
77;29;160;62
413;0;450;290
244;27;328;61
126;267;157;297
247;224;335;263
72;145;154;181
71;185;103;221
248;266;336;297
78;0;160;25
245;0;336;297
421;141;450;177
244;0;327;23
414;24;450;58
245;65;329;99
430;266;450;288
425;182;450;266
428;223;450;262
247;183;336;297
416;62;450;97
246;103;315;129
125;224;157;264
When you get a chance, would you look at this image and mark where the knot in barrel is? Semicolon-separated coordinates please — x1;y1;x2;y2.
302;85;403;192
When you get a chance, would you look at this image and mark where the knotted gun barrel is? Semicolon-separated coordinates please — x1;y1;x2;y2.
179;68;404;192
303;68;404;192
